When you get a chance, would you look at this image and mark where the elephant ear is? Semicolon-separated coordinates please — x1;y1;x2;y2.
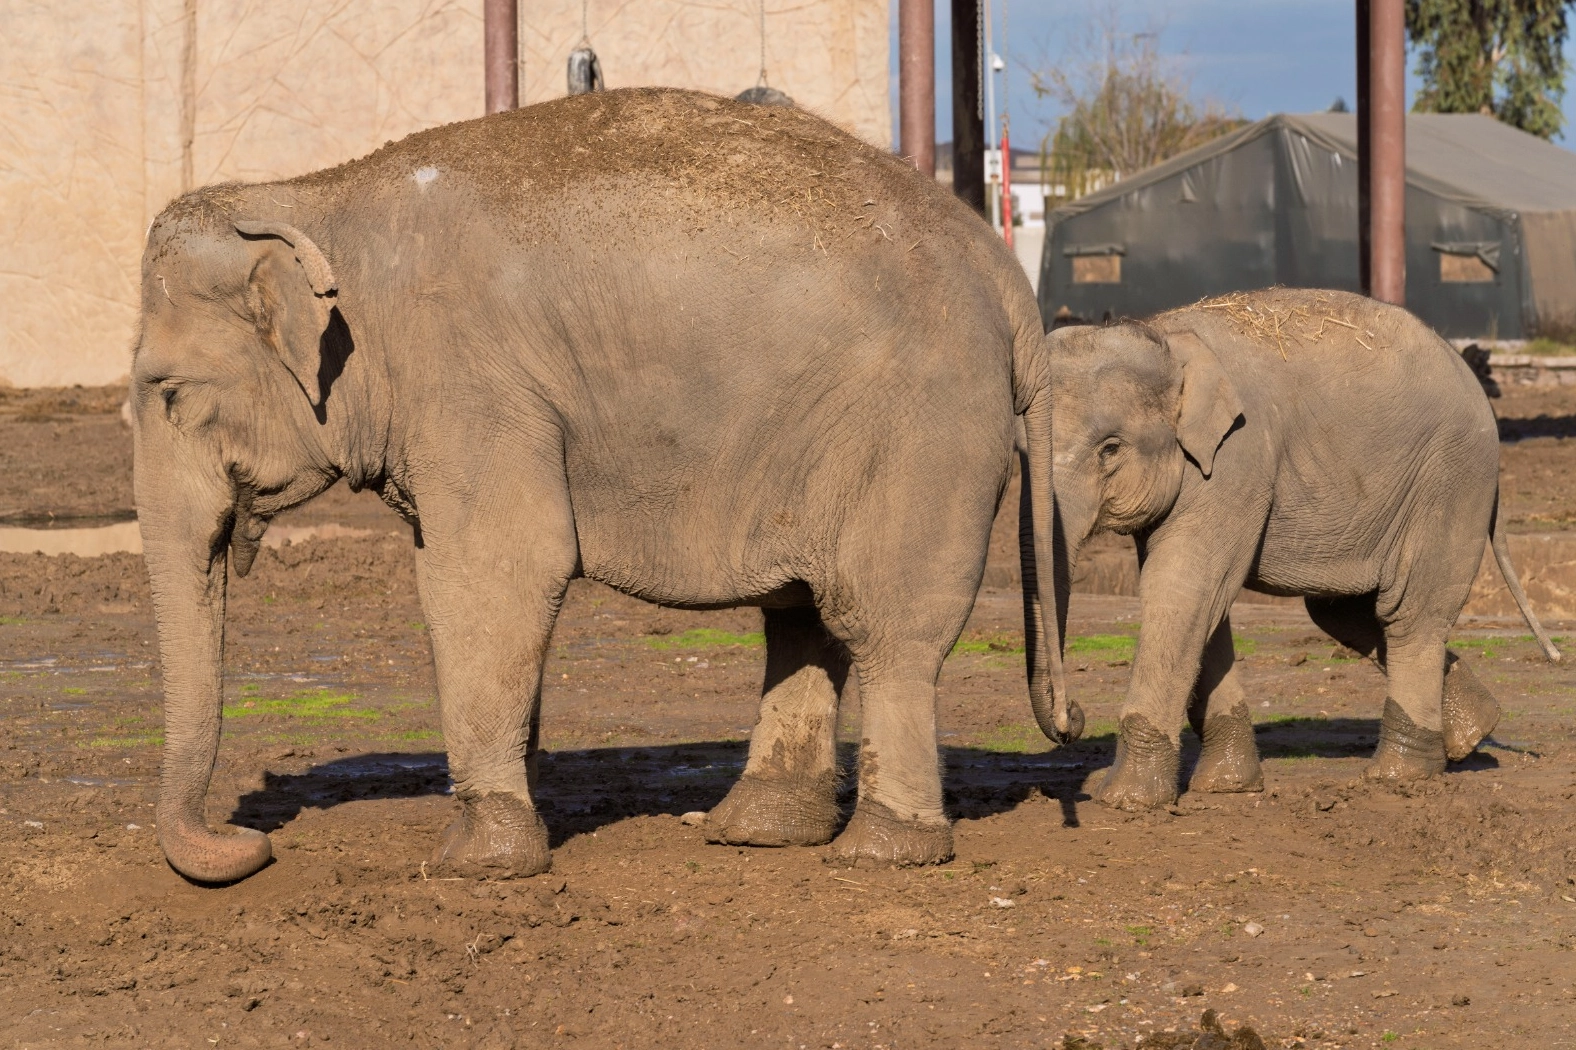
234;221;337;406
1167;329;1243;478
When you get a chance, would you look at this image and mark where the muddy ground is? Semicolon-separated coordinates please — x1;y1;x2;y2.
2;383;1575;1049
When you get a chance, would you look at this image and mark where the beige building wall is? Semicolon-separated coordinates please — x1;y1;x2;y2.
0;0;890;388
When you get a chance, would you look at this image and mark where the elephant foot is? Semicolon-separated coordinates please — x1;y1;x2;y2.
826;800;952;867
1189;703;1264;793
1363;698;1446;781
158;817;273;884
704;772;839;847
1442;653;1500;762
430;793;551;877
1094;714;1181;810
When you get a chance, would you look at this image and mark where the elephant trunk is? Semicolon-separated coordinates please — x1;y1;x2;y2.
135;414;272;883
1020;395;1083;745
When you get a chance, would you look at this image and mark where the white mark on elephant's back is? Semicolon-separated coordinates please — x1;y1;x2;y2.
413;166;439;188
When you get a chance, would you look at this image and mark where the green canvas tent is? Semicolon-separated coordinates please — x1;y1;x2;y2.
1038;113;1576;339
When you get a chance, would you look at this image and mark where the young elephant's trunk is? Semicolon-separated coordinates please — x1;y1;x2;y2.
1020;393;1083;745
136;417;272;883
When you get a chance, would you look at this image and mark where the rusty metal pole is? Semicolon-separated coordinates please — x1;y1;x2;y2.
1363;0;1406;304
952;0;985;214
485;0;519;115
1356;0;1372;294
899;0;936;175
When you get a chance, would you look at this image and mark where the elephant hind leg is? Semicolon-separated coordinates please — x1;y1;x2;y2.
706;606;847;847
1307;593;1495;764
1187;617;1263;794
1442;651;1499;761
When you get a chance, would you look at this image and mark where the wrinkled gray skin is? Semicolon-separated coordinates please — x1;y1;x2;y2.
130;88;1074;883
1044;289;1561;809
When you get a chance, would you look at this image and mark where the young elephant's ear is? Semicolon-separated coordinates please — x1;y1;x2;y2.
1167;329;1243;478
234;221;337;406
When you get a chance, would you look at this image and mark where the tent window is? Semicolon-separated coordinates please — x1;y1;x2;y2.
1073;255;1122;283
1439;253;1495;283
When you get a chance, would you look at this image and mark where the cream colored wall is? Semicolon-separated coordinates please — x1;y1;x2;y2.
0;0;890;388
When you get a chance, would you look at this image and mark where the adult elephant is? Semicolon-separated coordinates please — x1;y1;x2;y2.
131;88;1075;883
1039;289;1559;809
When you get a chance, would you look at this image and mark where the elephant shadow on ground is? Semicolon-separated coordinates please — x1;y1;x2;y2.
1499;414;1576;441
226;718;1500;844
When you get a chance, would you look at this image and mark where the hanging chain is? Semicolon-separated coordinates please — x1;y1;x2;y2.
976;0;984;121
758;0;768;87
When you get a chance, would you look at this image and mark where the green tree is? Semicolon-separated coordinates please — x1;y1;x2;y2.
1032;30;1243;202
1406;0;1574;139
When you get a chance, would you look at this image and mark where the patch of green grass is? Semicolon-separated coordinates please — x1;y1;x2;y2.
239;683;261;696
1067;634;1136;660
1380;1032;1399;1044
953;632;1025;655
388;729;441;742
1523;337;1576;357
644;628;764;651
223;690;379;721
977;723;1043;753
1080;718;1120;740
62;687;87;696
1094;937;1111;946
0;616;25;626
86;733;163;749
1449;638;1501;659
684;860;700;873
1126;924;1154;945
1231;635;1258;656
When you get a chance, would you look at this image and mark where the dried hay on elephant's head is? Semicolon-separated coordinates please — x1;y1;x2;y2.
1174;288;1391;359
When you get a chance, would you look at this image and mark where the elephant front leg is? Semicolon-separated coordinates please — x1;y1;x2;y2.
418;495;578;877
1096;534;1253;811
1186;617;1263;794
706;607;846;847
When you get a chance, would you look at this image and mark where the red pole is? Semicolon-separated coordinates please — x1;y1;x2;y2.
1365;0;1405;304
899;0;936;176
1000;122;1014;249
485;0;519;115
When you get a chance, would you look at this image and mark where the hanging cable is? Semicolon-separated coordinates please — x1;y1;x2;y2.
736;0;792;106
567;0;604;94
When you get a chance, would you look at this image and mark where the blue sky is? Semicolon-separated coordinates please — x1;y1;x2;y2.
891;0;1576;150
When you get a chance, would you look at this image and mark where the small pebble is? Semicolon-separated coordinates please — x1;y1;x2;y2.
679;811;707;826
1242;921;1264;937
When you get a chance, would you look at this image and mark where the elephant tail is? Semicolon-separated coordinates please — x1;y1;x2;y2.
1018;355;1083;745
1490;488;1561;662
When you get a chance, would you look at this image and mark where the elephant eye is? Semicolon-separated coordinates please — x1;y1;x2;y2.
1099;439;1122;461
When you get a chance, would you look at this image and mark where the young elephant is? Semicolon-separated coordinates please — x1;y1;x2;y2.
131;88;1065;882
1044;289;1559;809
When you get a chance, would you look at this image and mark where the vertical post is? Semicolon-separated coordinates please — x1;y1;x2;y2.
951;0;985;215
899;0;936;176
485;0;519;115
1361;0;1406;304
1356;0;1371;294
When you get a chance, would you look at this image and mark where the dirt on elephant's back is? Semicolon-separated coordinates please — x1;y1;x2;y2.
307;87;940;243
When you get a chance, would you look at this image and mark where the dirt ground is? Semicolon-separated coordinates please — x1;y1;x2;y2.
2;381;1575;1049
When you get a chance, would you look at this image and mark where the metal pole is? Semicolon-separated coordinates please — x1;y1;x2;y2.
1365;0;1405;305
951;0;985;215
485;0;519;115
899;0;936;176
1356;0;1371;294
984;0;998;231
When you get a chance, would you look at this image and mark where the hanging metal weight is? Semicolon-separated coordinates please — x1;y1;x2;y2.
567;45;604;95
735;85;792;107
